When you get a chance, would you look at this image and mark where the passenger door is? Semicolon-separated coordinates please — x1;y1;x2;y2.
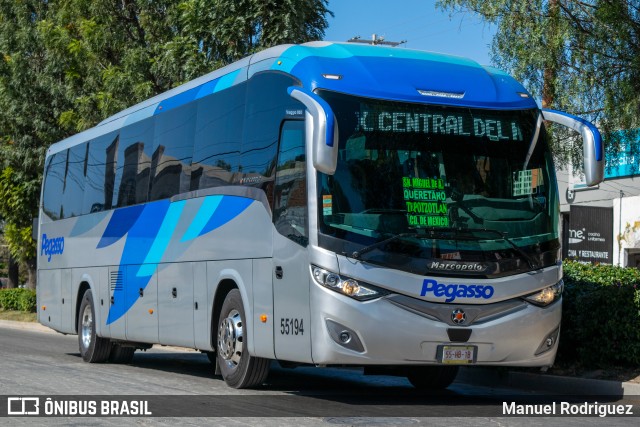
272;121;312;363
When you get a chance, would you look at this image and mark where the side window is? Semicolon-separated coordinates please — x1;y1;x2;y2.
191;82;246;191
242;72;302;191
42;152;66;220
61;143;87;218
273;120;307;246
112;118;154;208
83;132;119;214
150;103;195;201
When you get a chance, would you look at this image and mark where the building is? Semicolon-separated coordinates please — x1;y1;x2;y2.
557;132;640;268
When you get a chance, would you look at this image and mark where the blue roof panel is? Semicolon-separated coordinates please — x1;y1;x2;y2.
271;43;536;109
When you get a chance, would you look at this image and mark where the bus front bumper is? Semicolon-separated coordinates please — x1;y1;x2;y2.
310;284;561;368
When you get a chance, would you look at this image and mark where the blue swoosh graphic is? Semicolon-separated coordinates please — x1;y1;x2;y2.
101;195;253;325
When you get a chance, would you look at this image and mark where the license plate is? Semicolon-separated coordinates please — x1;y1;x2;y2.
439;345;476;364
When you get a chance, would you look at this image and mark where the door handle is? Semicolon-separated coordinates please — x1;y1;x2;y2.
275;266;283;279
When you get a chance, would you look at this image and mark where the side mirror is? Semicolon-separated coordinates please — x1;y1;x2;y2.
288;87;339;175
541;109;604;186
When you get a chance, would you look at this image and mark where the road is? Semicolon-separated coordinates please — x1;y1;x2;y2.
0;325;635;426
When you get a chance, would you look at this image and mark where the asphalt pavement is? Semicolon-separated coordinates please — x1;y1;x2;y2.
1;318;638;396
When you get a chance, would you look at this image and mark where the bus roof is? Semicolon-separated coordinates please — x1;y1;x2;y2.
47;41;537;156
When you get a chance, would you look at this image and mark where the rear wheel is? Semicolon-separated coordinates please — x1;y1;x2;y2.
78;290;111;363
216;289;270;388
406;366;459;390
109;345;135;364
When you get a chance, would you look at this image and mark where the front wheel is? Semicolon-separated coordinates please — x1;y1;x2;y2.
78;290;111;363
216;289;270;388
406;366;459;390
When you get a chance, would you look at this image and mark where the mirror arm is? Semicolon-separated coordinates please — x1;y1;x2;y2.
541;108;604;186
288;86;339;175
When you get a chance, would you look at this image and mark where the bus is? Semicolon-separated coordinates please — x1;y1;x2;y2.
37;41;604;389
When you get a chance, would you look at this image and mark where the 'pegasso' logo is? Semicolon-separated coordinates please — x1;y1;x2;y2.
428;261;487;272
420;279;494;303
41;234;64;262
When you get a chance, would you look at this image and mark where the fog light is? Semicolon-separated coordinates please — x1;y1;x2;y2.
535;327;560;355
325;319;365;352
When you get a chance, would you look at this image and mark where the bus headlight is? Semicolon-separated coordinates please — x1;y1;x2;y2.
523;280;564;307
311;266;385;301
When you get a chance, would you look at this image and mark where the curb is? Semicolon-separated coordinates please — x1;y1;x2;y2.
0;319;198;354
2;320;639;395
0;319;54;334
457;367;640;396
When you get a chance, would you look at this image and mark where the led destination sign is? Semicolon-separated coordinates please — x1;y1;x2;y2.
402;177;449;227
355;110;524;142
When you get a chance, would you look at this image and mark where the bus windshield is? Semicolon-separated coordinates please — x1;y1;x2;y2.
316;90;560;278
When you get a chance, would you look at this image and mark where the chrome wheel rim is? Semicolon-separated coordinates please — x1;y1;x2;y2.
81;304;93;350
217;309;243;369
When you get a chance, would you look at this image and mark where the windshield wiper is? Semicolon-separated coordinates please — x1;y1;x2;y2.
462;228;538;269
347;227;538;269
348;232;423;260
348;227;483;260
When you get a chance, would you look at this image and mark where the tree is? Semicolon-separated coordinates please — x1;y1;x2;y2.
41;0;333;131
438;0;640;167
0;0;332;289
0;0;65;288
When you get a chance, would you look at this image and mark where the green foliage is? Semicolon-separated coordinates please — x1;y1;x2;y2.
3;222;35;262
0;0;332;287
438;1;640;167
0;288;37;312
0;167;37;266
558;260;640;367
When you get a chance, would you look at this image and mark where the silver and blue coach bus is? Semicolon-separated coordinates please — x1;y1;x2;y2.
37;42;604;389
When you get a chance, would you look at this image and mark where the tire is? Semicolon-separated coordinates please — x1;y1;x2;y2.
205;351;217;365
78;289;111;363
406;366;459;390
109;344;135;364
216;289;270;388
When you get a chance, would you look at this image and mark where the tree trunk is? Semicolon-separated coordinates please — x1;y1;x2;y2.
542;0;559;109
25;257;36;289
7;255;19;288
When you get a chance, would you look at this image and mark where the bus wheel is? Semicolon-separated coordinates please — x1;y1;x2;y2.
109;345;135;364
406;366;459;390
78;290;111;363
216;289;270;388
205;351;217;365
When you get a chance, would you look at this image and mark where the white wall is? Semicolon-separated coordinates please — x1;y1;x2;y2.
613;195;640;267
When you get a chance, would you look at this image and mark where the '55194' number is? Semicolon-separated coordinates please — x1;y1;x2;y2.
280;318;304;335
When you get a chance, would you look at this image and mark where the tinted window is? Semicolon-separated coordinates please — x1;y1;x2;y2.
42;152;66;220
112;118;154;208
273;120;307;246
150;104;195;200
83;132;119;214
61;143;87;218
241;72;301;191
191;82;246;191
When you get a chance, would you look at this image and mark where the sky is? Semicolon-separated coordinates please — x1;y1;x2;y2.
323;0;496;65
